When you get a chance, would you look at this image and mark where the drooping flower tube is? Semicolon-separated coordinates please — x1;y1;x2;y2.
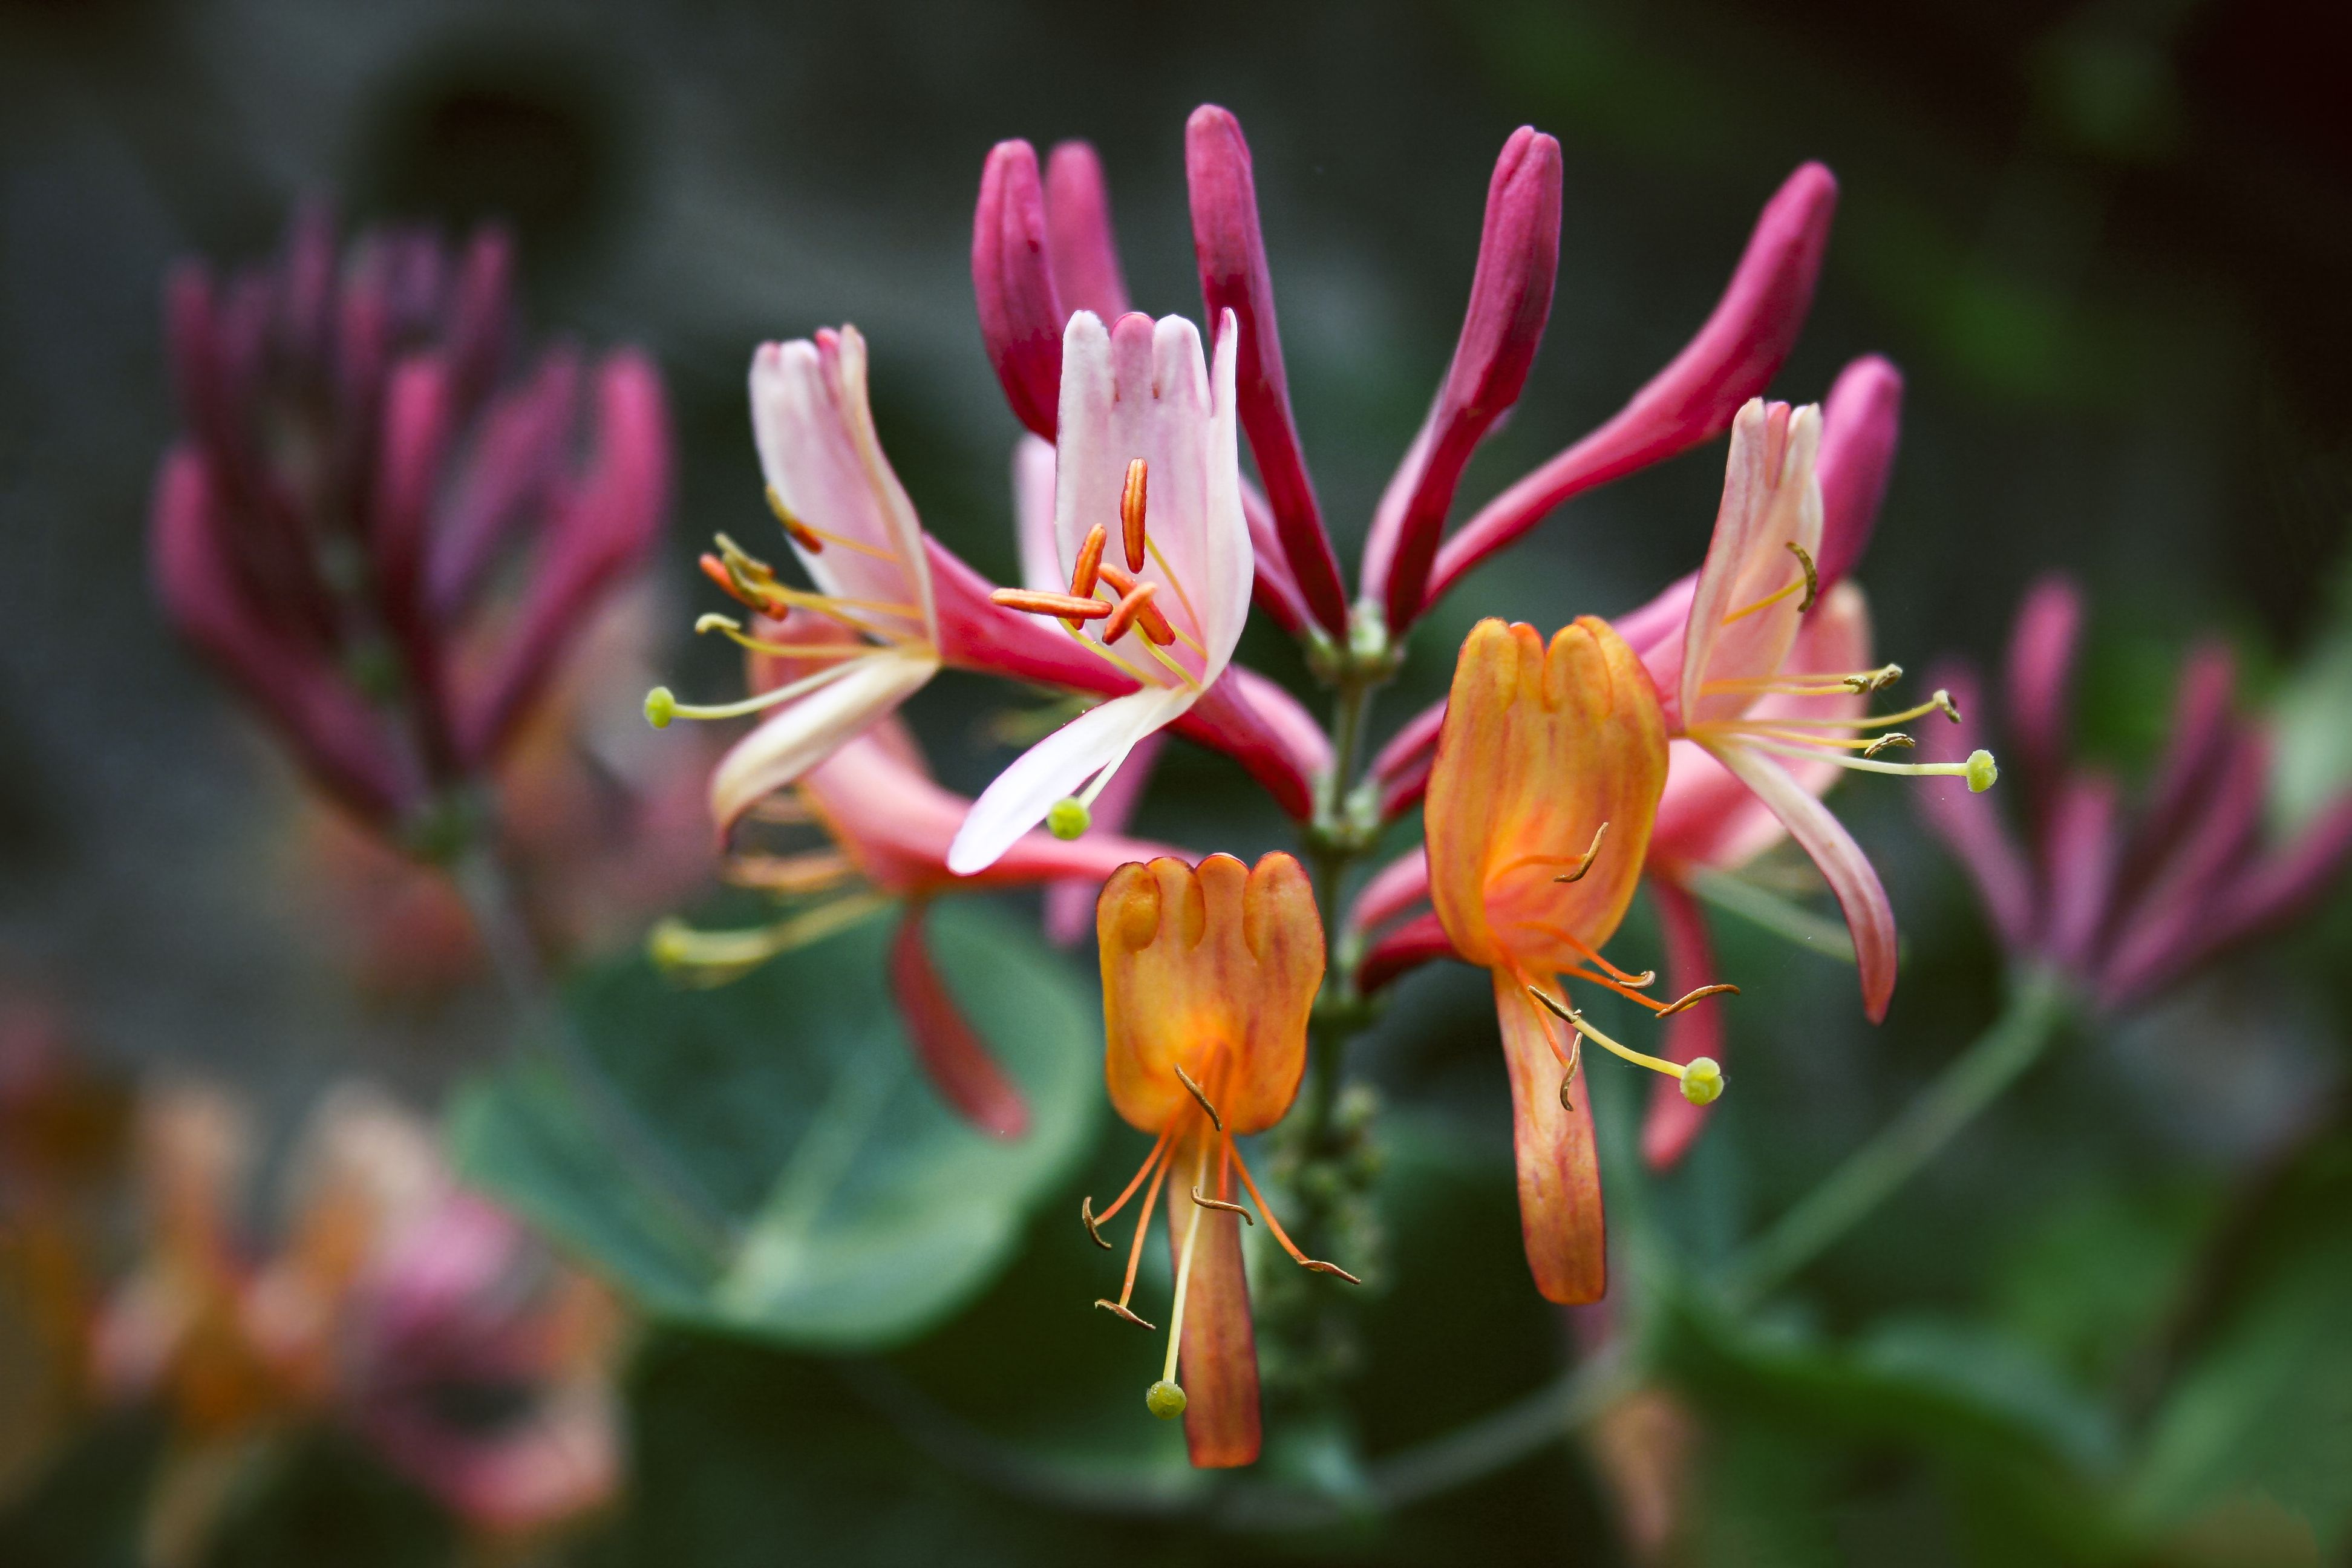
1423;618;1733;1304
648;326;949;828
1627;397;1995;1024
651;612;1177;1138
949;309;1252;875
1087;852;1345;1467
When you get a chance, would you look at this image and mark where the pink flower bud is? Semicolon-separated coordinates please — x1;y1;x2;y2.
1044;140;1131;319
1422;162;1839;609
1812;354;1903;592
2005;574;2083;806
1364;126;1563;629
1184;105;1349;635
972;139;1065;440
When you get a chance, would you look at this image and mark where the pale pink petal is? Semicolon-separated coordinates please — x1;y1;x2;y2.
1042;730;1164;944
748;328;934;642
1640;878;1723;1171
947;686;1192;877
1714;740;1898;1021
1011;433;1060;593
708;650;939;832
1681;402;1823;730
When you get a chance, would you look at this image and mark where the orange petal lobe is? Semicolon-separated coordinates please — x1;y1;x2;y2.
1495;970;1606;1304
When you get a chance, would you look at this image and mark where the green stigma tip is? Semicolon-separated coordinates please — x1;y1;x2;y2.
1145;1379;1187;1420
1047;798;1091;840
1680;1057;1724;1106
644;687;678;730
1965;749;1998;793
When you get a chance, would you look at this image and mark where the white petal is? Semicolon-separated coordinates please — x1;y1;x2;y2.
1011;433;1061;593
946;686;1192;876
708;649;940;830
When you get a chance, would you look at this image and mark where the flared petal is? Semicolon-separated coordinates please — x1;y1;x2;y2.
1640;878;1724;1171
1426;618;1667;974
1097;854;1322;1136
949;687;1191;877
748;328;935;644
1713;740;1898;1021
889;906;1029;1139
1678;400;1824;730
1042;730;1165;945
1494;970;1606;1305
1166;1138;1261;1469
709;648;939;832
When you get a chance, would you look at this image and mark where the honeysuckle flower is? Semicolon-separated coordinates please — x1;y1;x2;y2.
1086;852;1345;1467
1627;396;1994;1025
1919;575;2352;1012
93;1082;622;1547
947;309;1251;875
655;612;1178;1136
151;204;670;837
1423;618;1733;1304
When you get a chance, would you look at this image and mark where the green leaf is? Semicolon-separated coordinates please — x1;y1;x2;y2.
450;900;1102;1351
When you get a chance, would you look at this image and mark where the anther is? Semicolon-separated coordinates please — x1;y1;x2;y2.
1553;821;1611;884
990;587;1113;620
694;612;742;635
1172;1063;1223;1131
699;552;764;609
1861;733;1916;758
1067;523;1108;626
1655;983;1740;1018
1526;985;1575;1022
1844;663;1904;693
1786;541;1818;612
1120;458;1148;572
1080;1195;1112;1249
1558;1062;1579;1112
1191;1187;1254;1224
1100;581;1160;645
766;486;825;554
1095;1299;1157;1330
1933;688;1962;724
1301;1259;1364;1284
1096;566;1178;645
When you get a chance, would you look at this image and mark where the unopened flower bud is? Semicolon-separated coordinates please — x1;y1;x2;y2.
1145;1379;1187;1420
1679;1057;1723;1105
1047;797;1091;840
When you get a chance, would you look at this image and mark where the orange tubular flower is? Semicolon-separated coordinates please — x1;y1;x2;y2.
1425;619;1731;1304
1089;852;1348;1468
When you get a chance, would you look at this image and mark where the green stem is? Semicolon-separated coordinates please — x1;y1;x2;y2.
1722;968;2071;1307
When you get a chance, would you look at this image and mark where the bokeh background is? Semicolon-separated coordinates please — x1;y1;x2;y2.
4;0;2351;1563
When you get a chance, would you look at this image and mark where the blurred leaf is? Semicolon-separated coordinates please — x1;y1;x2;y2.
450;901;1102;1351
2128;1129;2352;1553
1990;1179;2215;1390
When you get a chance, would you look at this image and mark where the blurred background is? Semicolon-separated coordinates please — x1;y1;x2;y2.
4;0;2351;1563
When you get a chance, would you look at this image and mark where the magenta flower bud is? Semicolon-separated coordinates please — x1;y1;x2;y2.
428;348;583;619
1420;162;1839;610
371;355;460;769
1184;104;1350;635
972;139;1066;441
2005;575;2083;806
1364;127;1564;630
1044;140;1131;320
1812;354;1904;592
443;226;516;420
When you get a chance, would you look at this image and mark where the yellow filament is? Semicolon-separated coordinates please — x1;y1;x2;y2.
648;892;893;983
1719;573;1808;626
1143;536;1210;656
694;618;877;662
1059;616;1155;686
1526;986;1693;1082
653;656;865;723
1702;664;1903;697
1737;735;1982;779
1139;637;1202;693
1733;693;1958;731
795;523;898;561
1163;1135;1211;1385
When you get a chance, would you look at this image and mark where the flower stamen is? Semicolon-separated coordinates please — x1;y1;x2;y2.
766;486;897;561
1226;1142;1361;1283
990;587;1114;621
1120;458;1148;572
1172;1063;1223;1132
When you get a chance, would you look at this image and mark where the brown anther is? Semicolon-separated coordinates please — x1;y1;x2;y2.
1080;1195;1112;1250
1933;688;1962;724
1120;458;1148;571
765;488;825;554
1301;1259;1364;1285
1094;1299;1158;1330
713;532;776;580
1655;983;1741;1018
1172;1063;1223;1131
1863;733;1917;758
1785;541;1819;612
1096;565;1178;645
1553;821;1611;884
990;587;1112;620
1526;984;1576;1022
1067;523;1108;622
1191;1187;1254;1224
1100;581;1159;645
1844;663;1904;693
1558;1072;1577;1112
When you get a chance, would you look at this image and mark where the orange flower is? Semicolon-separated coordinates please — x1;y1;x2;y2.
1086;852;1348;1468
1425;618;1731;1304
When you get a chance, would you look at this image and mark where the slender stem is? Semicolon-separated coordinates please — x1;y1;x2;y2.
1721;968;2070;1307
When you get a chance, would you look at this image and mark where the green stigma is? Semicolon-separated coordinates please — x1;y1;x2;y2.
1965;748;1998;793
1680;1057;1724;1105
644;687;678;730
1145;1379;1187;1420
1047;797;1091;840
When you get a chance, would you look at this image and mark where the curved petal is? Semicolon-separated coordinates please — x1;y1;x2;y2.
748;328;934;643
1042;730;1165;944
947;686;1192;877
1713;740;1898;1022
708;649;939;832
1681;402;1823;729
1494;970;1606;1305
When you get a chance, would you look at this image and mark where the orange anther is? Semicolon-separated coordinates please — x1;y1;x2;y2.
1070;523;1107;601
1096;565;1178;645
699;553;762;609
1100;580;1160;645
1120;458;1148;572
766;486;825;554
990;587;1112;620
